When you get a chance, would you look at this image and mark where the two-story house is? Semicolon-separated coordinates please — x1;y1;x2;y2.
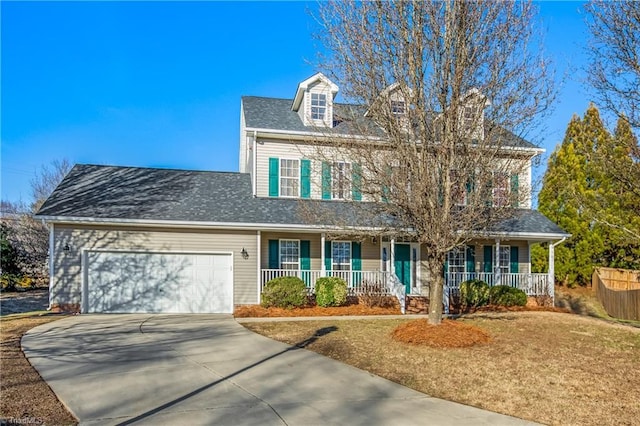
36;73;568;314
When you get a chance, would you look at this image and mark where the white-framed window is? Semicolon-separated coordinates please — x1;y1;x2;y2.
332;162;351;200
280;159;299;197
391;100;405;115
279;239;300;270
492;172;509;207
311;93;327;121
463;105;479;132
447;247;466;274
332;241;351;271
450;170;467;206
498;245;510;275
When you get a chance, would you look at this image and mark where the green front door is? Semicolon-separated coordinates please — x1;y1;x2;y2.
394;244;411;293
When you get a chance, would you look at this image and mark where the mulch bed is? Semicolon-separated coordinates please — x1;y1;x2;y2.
234;304;401;318
391;319;492;348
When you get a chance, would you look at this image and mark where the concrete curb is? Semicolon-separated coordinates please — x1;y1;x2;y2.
235;314;429;322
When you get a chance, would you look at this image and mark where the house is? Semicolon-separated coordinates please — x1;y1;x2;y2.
36;73;569;314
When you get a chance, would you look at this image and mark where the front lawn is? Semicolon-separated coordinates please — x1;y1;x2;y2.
244;311;640;426
0;313;77;425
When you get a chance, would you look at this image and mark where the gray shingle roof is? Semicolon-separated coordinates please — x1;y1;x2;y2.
37;164;566;237
242;96;540;150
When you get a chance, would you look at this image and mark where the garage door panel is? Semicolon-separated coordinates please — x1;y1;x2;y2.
86;251;232;314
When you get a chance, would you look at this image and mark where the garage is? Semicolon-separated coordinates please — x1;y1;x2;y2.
84;250;233;313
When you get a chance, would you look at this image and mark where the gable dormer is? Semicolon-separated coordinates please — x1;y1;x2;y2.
364;82;412;130
459;88;490;141
291;72;339;128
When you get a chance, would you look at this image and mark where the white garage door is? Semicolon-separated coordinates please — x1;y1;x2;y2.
85;251;233;313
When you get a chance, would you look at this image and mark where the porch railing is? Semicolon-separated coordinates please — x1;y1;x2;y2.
444;272;551;296
260;269;393;295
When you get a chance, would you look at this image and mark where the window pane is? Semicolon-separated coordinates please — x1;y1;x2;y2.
493;172;509;207
499;246;510;274
332;162;351;199
332;242;351;270
280;240;299;270
311;93;326;120
280;159;299;197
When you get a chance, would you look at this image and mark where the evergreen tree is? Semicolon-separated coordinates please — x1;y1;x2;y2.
537;105;640;286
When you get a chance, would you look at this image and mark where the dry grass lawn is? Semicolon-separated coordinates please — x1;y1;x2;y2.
0;313;77;425
245;311;640;426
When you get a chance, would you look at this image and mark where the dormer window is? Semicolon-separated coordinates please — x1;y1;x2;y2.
311;93;327;121
391;100;405;115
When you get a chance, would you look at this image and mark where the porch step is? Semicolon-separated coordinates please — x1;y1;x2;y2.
405;296;429;314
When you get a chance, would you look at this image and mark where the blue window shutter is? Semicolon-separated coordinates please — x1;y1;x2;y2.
324;241;332;271
466;246;475;272
443;258;448;278
300;240;310;270
322;162;331;199
483;245;493;273
301;160;311;199
485;176;493;207
268;240;279;269
268;158;279;197
466;172;476;204
351;242;361;270
510;246;519;273
510;174;519;208
352;163;362;201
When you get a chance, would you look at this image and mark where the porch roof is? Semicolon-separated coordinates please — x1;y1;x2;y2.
36;164;567;239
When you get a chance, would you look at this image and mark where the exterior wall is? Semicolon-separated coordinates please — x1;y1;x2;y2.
261;232;380;272
51;224;258;311
254;137;534;209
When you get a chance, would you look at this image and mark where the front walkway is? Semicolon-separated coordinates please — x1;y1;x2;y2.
23;315;537;425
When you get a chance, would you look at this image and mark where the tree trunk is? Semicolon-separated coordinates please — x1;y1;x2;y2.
427;259;445;325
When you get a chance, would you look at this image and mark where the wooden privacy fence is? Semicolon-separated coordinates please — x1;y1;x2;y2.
593;267;640;321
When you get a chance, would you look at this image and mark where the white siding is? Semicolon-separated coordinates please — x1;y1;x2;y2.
51;225;258;310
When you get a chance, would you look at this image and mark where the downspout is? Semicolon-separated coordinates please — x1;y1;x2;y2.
548;237;567;302
252;130;258;197
48;222;54;311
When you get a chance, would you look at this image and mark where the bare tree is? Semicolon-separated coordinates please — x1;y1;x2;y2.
1;159;72;284
31;158;72;212
585;1;640;130
311;1;554;324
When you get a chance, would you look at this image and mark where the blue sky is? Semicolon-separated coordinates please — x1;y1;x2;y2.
1;1;595;204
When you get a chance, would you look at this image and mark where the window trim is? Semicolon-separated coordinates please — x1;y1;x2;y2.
279;158;300;198
331;161;352;200
492;171;510;207
279;239;300;270
447;246;467;273
310;92;327;121
331;241;351;271
391;100;405;115
497;245;510;275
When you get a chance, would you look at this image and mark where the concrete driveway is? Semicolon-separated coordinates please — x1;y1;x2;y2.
23;315;535;425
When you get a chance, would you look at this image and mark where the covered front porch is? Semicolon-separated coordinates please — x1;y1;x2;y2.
257;231;559;313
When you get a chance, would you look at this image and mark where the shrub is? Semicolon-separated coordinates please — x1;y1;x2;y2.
489;285;527;307
357;281;396;308
315;277;348;307
0;274;21;291
261;276;307;309
459;279;490;309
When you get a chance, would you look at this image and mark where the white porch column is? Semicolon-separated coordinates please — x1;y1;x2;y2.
548;242;555;298
390;238;396;276
256;231;261;302
527;240;533;292
321;233;326;277
495;239;501;284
